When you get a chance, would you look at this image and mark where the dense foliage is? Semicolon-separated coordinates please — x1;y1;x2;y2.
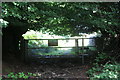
2;2;120;79
87;53;120;80
2;2;120;36
2;2;120;56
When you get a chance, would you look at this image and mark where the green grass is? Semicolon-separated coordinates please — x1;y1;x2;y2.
35;51;77;55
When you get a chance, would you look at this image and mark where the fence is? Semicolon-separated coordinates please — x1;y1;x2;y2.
20;38;96;64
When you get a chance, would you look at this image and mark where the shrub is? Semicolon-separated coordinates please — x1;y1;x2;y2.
87;53;120;80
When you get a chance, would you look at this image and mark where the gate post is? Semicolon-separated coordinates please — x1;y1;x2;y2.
75;39;79;55
20;38;29;62
24;39;29;62
82;38;84;54
20;38;24;62
82;38;84;64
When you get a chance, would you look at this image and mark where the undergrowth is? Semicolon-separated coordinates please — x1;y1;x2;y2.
2;72;37;80
87;53;120;80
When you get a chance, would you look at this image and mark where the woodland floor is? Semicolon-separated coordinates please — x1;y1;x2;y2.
2;55;91;79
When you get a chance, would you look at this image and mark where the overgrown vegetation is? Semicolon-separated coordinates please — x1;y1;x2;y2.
2;2;120;36
2;2;120;57
3;72;37;79
1;2;120;79
87;53;120;80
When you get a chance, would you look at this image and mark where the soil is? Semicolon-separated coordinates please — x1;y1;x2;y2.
2;55;91;79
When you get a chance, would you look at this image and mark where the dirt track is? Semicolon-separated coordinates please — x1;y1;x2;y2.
2;57;91;79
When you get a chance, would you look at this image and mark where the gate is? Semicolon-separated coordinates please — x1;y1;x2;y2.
20;38;96;64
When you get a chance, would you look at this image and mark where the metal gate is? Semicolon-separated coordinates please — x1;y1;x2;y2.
20;38;96;64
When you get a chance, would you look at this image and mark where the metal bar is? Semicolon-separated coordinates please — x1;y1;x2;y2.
27;46;95;49
28;46;94;48
30;54;89;58
31;55;83;58
25;38;94;40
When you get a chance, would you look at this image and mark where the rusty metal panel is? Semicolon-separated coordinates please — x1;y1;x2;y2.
48;39;58;46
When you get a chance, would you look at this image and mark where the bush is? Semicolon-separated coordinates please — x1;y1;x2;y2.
87;53;120;80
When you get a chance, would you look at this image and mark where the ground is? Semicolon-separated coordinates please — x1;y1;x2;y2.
2;54;91;79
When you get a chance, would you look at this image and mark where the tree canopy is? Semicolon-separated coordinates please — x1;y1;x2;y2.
2;2;120;36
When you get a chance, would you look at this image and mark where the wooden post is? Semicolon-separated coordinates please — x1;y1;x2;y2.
82;38;84;54
24;39;28;62
20;38;24;61
75;39;79;55
82;38;84;64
